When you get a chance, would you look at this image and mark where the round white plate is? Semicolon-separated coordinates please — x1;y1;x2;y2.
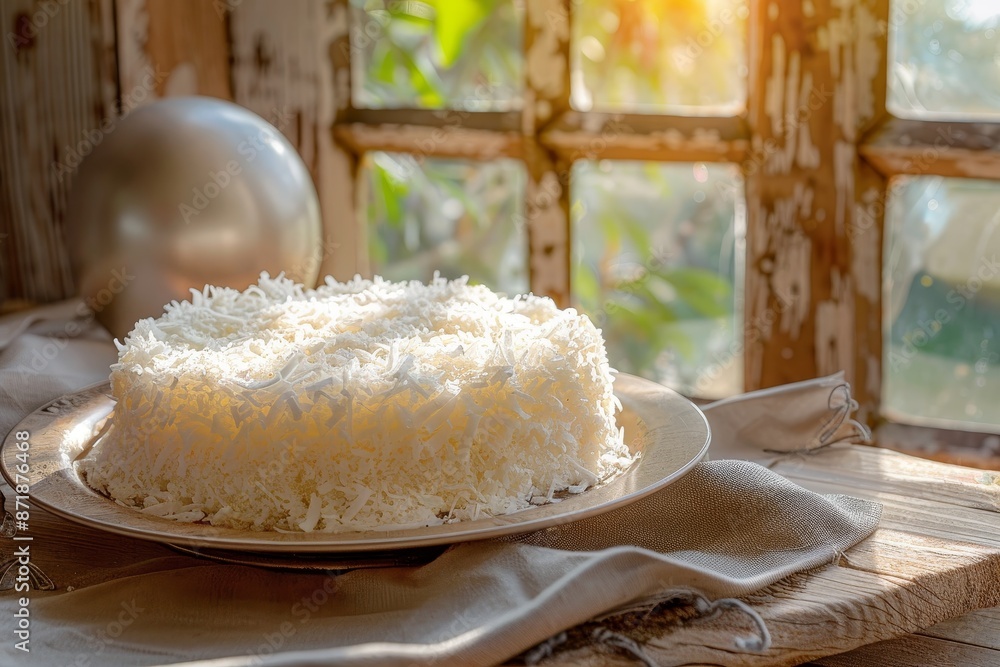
1;373;709;554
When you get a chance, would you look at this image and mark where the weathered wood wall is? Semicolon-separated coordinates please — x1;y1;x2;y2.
744;0;889;421
0;0;117;306
229;0;358;281
114;0;231;100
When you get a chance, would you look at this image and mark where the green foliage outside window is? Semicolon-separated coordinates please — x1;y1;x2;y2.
353;0;743;396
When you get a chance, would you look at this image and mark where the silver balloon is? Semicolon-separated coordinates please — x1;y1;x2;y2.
66;96;322;339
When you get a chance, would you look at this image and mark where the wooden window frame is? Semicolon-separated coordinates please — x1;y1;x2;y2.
323;0;999;457
327;1;877;397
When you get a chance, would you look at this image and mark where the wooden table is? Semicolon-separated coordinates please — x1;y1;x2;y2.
543;443;1000;666
3;441;999;666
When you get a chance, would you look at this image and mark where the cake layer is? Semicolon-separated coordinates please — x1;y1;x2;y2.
78;274;632;532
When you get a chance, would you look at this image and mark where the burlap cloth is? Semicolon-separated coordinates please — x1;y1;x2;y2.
0;302;880;666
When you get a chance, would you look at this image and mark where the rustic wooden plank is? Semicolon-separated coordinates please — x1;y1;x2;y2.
532;444;1000;667
771;445;1000;514
1;0;233;306
828;607;1000;667
0;0;118;305
115;0;231;101
921;607;1000;651
231;0;359;282
811;489;1000;550
718;477;1000;665
745;0;825;390
861;117;1000;180
541;111;750;164
876;422;1000;472
543;550;1000;667
744;0;888;417
813;634;1000;667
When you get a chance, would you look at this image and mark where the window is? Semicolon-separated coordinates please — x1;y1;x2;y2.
571;160;744;398
336;0;750;402
321;0;1000;457
360;152;529;294
883;177;1000;431
871;0;1000;453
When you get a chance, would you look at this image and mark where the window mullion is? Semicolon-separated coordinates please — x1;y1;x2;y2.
744;0;889;419
524;0;572;306
855;1;892;426
861;117;1000;180
327;0;363;281
540;112;750;163
334;119;524;160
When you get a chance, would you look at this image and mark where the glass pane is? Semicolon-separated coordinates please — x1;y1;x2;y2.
888;0;1000;119
350;0;523;110
572;0;747;114
571;161;745;398
362;152;528;295
884;176;1000;431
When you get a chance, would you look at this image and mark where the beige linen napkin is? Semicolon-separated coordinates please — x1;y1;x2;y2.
0;300;118;440
0;305;880;667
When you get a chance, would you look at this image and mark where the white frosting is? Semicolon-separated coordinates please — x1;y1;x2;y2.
77;273;633;532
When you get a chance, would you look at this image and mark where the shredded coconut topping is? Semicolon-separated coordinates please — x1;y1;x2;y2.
77;273;634;532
